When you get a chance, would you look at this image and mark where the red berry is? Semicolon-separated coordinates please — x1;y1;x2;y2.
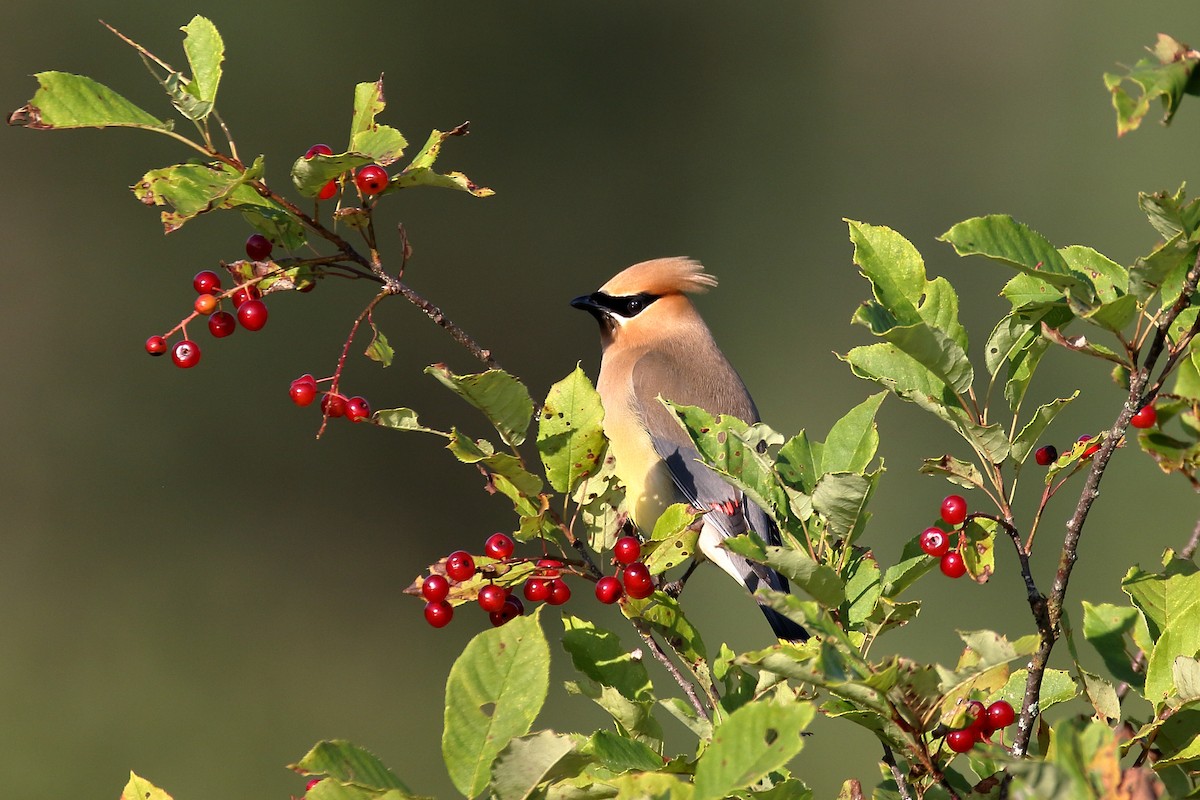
919;527;950;558
446;550;476;582
208;310;236;338
536;558;563;578
963;700;987;732
356;164;389;195
986;700;1016;729
145;335;167;356
289;375;316;406
623;562;654;599
421;574;450;602
1079;435;1100;459
1131;405;1157;429
345;396;371;422
940;550;967;579
237;299;269;331
304;143;333;160
489;596;524;627
946;728;976;753
318;179;338;201
424;600;453;628
478;584;508;613
1034;444;1058;466
547;578;571;606
523;577;550;603
306;778;321;792
613;536;642;565
940;495;967;526
321;393;347;418
595;575;623;604
484;533;515;560
192;270;222;295
194;293;218;315
171;339;201;368
245;233;273;261
232;285;261;308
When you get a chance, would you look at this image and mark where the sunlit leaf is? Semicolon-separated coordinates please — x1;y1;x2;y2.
180;15;223;114
428;365;534;447
8;71;170;130
537;365;606;493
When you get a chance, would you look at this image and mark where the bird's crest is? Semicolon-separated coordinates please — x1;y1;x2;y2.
600;257;718;297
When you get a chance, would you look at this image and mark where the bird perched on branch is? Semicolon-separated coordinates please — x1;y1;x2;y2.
572;257;807;641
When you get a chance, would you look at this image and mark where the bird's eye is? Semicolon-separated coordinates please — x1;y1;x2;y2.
625;298;644;315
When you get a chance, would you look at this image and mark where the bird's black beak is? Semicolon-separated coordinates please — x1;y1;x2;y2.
571;293;605;318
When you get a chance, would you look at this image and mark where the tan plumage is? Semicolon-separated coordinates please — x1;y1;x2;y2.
573;257;806;641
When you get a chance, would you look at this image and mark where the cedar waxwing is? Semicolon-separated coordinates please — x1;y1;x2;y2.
572;257;807;641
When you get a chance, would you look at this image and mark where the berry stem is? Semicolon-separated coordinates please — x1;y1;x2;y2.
316;290;389;439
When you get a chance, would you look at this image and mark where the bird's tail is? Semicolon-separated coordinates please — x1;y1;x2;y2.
759;602;809;642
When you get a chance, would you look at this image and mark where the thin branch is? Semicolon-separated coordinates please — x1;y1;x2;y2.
1182;514;1200;560
882;745;915;800
631;620;710;722
1012;251;1200;757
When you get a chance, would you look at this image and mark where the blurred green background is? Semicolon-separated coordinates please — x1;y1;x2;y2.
1;3;1198;797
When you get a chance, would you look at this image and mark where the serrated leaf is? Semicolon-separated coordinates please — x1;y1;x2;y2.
428;365;534;447
120;772;173;800
919;455;983;489
881;536;939;598
1139;184;1200;240
133;158;268;233
1060;245;1130;303
841;547;882;629
564;680;663;747
443;609;550;798
290;740;410;791
1011;393;1078;466
1105;36;1200;135
180;15;223;113
392;126;494;197
723;533;845;607
776;430;821;494
447;430;543;498
537;366;607;494
365;324;394;367
940;215;1095;304
811;470;877;544
993;668;1077;715
1130;231;1200;306
374;407;450;436
291;152;374;197
643;527;699;575
561;616;653;702
490;731;578;800
1082;601;1143;688
822;392;885;474
692;701;814;800
8;71;170;130
586;731;664;773
1001;272;1065;309
349;77;407;165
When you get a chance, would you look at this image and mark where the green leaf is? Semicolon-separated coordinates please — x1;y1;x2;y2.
364;324;394;367
180;15;223;114
881;535;938;598
723;533;846;607
622;594;710;692
1040;324;1126;365
822;392;886;474
428;365;534;448
776;430;821;494
291;152;374;197
120;773;173;800
561;616;653;701
443;608;551;798
842;344;1010;463
841;547;882;629
447;430;544;499
291;740;411;791
993;668;1077;715
349;77;408;165
1139;184;1200;241
133;158;266;233
1011;393;1078;467
1104;35;1200;135
811;470;877;544
663;402;791;528
1130;231;1200;306
940;215;1095;304
848;221;973;394
692;701;815;800
8;71;170;131
537;366;607;494
392;125;494;197
1001;272;1065;309
603;773;693;800
1082;601;1143;688
564;680;663;747
586;731;664;773
919;455;983;490
374;407;450;437
490;731;578;800
1059;245;1130;303
643;526;700;575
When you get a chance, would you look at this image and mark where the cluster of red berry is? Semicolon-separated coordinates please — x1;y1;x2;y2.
944;699;1016;753
919;495;970;578
1032;405;1157;467
288;374;372;423
304;143;390;200
143;236;273;368
594;536;655;604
